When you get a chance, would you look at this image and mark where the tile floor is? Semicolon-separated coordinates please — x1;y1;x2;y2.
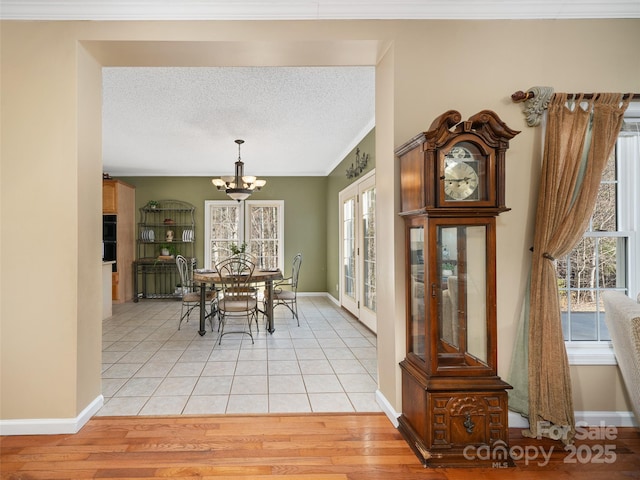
98;296;380;416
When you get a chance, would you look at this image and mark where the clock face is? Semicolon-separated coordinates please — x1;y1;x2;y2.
448;146;471;159
443;160;479;201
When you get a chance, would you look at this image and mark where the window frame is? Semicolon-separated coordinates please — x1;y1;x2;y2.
563;103;640;365
204;199;284;272
244;199;285;272
204;200;244;269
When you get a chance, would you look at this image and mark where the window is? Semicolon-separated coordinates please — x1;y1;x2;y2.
205;201;242;266
246;201;283;271
204;200;284;271
559;105;639;362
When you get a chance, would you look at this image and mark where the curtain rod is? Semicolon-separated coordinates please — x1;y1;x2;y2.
511;90;637;103
511;89;636;127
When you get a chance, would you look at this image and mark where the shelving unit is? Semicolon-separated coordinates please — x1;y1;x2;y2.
134;199;196;301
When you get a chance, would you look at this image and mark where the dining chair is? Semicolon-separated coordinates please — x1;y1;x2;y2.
215;255;258;344
232;252;261;319
175;255;217;331
265;253;302;326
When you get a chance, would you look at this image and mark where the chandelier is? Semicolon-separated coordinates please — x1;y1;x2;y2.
211;139;266;202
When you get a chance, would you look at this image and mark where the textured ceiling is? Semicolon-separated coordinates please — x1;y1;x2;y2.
9;1;636;177
102;66;375;177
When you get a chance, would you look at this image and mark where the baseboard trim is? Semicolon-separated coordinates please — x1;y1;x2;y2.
575;410;639;427
298;291;340;306
325;293;340;307
508;410;531;428
0;395;104;436
375;389;401;427
509;410;638;429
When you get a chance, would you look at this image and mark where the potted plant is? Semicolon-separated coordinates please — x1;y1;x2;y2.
229;242;248;255
148;200;159;209
159;243;177;257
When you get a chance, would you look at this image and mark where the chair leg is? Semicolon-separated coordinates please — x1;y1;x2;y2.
247;313;255;344
208;301;217;332
247;313;253;335
216;311;254;345
178;303;186;330
217;312;225;345
279;301;299;327
254;306;259;333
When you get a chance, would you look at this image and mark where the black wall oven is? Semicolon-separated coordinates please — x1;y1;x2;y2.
103;215;117;270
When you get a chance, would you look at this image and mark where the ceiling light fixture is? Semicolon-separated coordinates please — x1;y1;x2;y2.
212;139;266;202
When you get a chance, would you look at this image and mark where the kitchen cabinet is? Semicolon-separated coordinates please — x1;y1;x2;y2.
102;181;117;214
102;179;135;303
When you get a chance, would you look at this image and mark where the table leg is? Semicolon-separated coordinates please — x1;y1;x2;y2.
266;279;275;334
198;282;206;336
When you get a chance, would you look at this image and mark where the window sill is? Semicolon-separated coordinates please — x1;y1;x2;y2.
566;342;617;365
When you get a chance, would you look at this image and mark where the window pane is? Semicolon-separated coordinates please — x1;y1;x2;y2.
561;295;611;342
567;237;595;289
598;237;623;289
362;187;376;311
600;150;616;182
248;204;280;270
343;199;356;299
208;204;240;267
591;182;617;231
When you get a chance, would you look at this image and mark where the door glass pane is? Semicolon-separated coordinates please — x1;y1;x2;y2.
409;226;425;359
362;186;376;311
343;198;356;300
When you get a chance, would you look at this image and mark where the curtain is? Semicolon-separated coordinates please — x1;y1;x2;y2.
523;93;630;444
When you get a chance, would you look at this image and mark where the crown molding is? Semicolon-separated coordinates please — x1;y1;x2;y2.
1;0;639;20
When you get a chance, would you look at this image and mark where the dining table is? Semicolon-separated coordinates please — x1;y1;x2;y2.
192;268;283;336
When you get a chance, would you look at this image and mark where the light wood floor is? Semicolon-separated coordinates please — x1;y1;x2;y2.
2;413;639;479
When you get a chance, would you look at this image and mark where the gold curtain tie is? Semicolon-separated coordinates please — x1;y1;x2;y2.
542;253;555;261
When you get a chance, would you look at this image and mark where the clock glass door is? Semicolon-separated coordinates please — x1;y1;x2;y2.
408;222;426;361
435;221;489;369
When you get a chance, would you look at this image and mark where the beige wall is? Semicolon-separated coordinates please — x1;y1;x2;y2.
117;176;330;294
77;43;105;412
1;19;638;424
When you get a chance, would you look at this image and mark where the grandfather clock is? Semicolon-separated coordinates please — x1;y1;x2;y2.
395;110;519;467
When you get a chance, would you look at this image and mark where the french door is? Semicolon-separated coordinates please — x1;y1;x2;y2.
339;170;376;332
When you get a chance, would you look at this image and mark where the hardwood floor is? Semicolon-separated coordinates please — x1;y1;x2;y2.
2;413;639;479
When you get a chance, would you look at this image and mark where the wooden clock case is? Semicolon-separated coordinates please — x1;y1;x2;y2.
395;110;519;467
